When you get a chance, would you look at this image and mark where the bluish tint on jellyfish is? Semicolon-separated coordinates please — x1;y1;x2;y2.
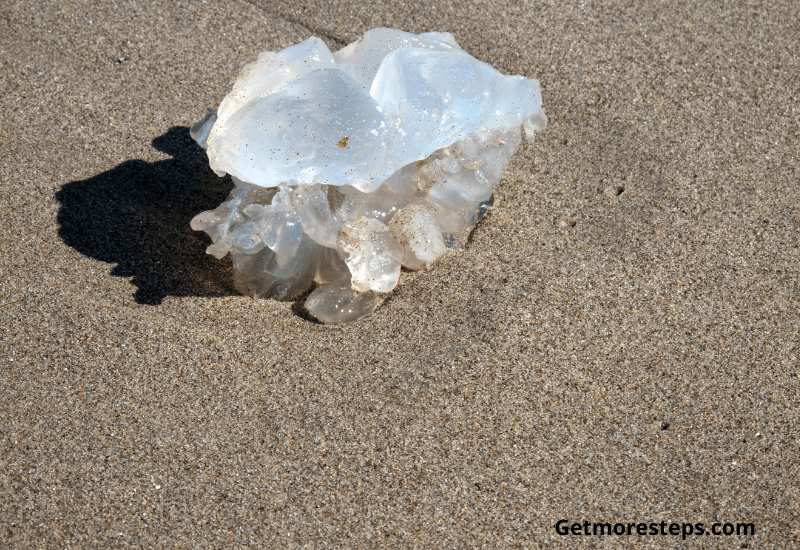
190;28;547;324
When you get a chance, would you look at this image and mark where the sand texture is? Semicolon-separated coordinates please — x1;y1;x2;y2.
1;0;798;548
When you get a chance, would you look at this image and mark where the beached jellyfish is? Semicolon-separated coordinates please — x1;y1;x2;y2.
190;28;547;323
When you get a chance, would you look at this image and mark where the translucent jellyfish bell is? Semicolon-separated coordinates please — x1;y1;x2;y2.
189;27;546;323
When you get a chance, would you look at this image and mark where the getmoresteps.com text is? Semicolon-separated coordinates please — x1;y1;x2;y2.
555;519;755;540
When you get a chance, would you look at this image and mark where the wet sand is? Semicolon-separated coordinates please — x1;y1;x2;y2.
1;0;798;547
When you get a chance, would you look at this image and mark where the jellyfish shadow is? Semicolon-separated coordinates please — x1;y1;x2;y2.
56;127;237;305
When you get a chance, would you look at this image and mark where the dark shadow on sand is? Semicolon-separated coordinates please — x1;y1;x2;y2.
56;127;236;305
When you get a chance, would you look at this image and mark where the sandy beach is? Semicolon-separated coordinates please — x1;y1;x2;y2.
1;0;798;547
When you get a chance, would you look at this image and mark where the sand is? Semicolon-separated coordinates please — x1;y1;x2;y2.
1;0;798;547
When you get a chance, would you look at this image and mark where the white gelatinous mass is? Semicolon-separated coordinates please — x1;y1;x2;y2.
190;28;546;324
